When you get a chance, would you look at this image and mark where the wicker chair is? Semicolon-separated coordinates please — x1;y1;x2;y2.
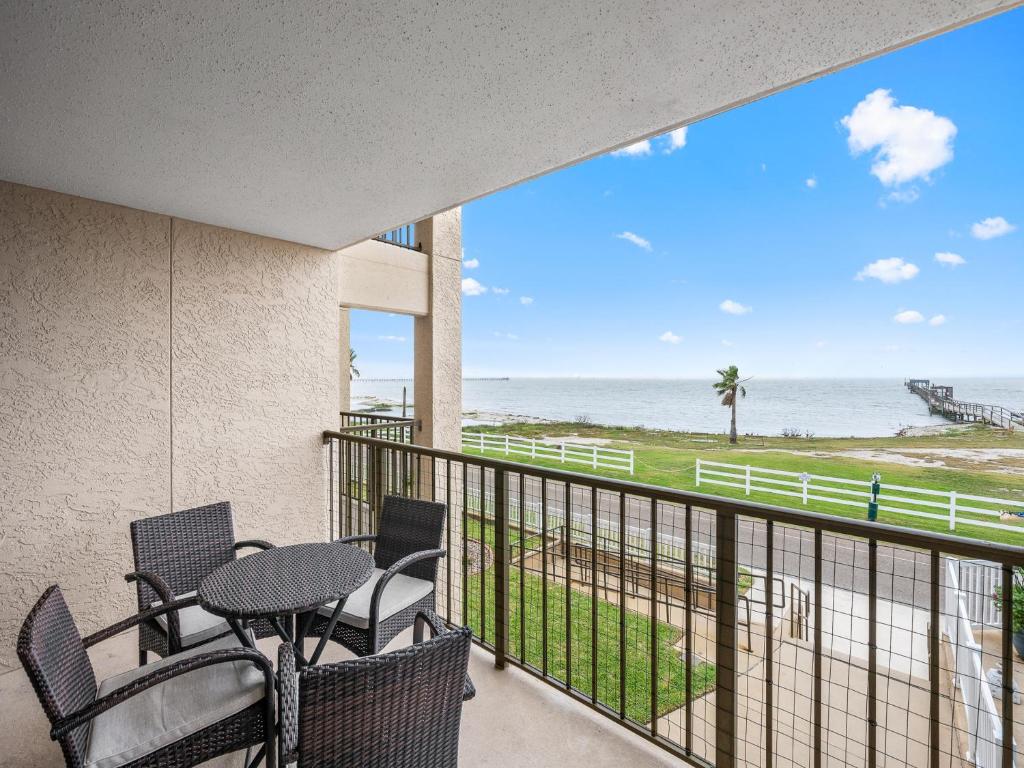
18;585;276;768
128;501;275;665
279;611;474;767
305;495;447;657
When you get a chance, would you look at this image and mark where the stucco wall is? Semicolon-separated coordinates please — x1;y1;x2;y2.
0;182;338;671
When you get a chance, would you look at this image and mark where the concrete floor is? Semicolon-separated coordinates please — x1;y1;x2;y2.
0;626;678;768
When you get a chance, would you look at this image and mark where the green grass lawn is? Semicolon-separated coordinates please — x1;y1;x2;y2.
463;422;1024;547
461;518;715;723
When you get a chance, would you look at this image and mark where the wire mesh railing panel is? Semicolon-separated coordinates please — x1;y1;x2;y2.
324;430;1024;768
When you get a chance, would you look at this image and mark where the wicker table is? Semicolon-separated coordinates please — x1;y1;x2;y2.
198;541;374;666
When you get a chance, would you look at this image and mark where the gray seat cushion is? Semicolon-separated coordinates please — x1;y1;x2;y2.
152;590;232;647
84;636;266;768
317;568;433;629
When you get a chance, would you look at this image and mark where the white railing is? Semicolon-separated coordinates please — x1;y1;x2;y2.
696;459;1024;534
463;486;714;570
462;431;634;475
942;559;1012;768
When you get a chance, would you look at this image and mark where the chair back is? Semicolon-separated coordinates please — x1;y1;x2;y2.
374;495;446;582
129;501;236;608
297;625;472;767
18;586;97;767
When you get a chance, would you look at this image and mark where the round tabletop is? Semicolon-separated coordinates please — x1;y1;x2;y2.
198;542;375;620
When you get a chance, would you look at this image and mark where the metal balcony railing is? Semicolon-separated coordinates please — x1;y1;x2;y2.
322;428;1024;768
373;225;421;251
339;411;417;444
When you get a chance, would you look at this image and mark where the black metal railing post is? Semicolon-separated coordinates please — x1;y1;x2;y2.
715;508;738;768
494;468;509;669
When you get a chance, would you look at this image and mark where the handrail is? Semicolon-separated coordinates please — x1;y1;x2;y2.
323;429;1024;564
335;419;418;434
340;410;411;423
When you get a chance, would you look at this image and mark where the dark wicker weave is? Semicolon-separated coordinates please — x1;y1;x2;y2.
128;501;276;664
17;585;276;768
199;542;375;620
306;495;447;657
280;611;474;767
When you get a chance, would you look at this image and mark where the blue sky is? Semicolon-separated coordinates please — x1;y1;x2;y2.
353;10;1022;379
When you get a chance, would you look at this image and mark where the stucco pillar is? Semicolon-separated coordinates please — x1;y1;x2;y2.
413;209;463;624
339;306;351;419
413;209;462;451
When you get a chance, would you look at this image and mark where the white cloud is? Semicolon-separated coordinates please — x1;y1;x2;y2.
493;331;519;340
664;127;688;153
463;257;479;269
883;187;920;205
929;314;947;326
461;277;487;296
856;257;919;284
893;309;924;324
615;231;652;251
719;299;752;316
377;335;406;342
721;339;735;347
492;287;510;295
934;251;965;267
611;140;651;157
805;177;817;189
971;216;1016;240
841;89;956;187
658;331;682;344
520;296;534;305
814;340;828;349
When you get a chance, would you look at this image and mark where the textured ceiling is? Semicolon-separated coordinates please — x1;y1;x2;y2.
0;1;1017;249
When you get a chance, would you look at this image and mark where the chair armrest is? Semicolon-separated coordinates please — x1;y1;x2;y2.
82;595;199;650
414;610;475;701
336;534;377;545
277;644;299;762
51;647;275;739
235;539;275;552
124;570;175;605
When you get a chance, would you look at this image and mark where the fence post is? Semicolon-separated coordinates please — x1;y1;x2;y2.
531;438;536;459
695;458;701;487
949;491;957;531
592;445;598;469
561;443;566;463
715;508;738;768
745;465;751;496
629;450;634;476
801;473;809;505
493;468;509;669
504;434;510;456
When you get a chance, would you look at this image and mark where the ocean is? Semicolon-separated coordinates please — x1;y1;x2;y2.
351;377;1024;438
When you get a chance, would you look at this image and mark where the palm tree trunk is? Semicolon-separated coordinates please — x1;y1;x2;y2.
729;396;738;444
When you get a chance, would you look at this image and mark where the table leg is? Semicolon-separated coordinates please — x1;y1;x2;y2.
227;618;257;649
308;598;347;666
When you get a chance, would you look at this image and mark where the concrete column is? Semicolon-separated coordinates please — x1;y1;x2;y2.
339;306;351;420
413;208;462;451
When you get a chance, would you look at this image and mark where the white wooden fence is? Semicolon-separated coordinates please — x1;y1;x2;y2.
696;459;1024;534
942;559;1013;767
462;431;634;475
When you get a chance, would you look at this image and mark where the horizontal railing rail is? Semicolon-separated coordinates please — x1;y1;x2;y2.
323;428;1024;768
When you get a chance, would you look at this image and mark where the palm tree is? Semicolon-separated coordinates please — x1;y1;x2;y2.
713;365;750;444
350;348;360;381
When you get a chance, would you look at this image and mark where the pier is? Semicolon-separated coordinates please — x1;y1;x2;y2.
905;378;1023;430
